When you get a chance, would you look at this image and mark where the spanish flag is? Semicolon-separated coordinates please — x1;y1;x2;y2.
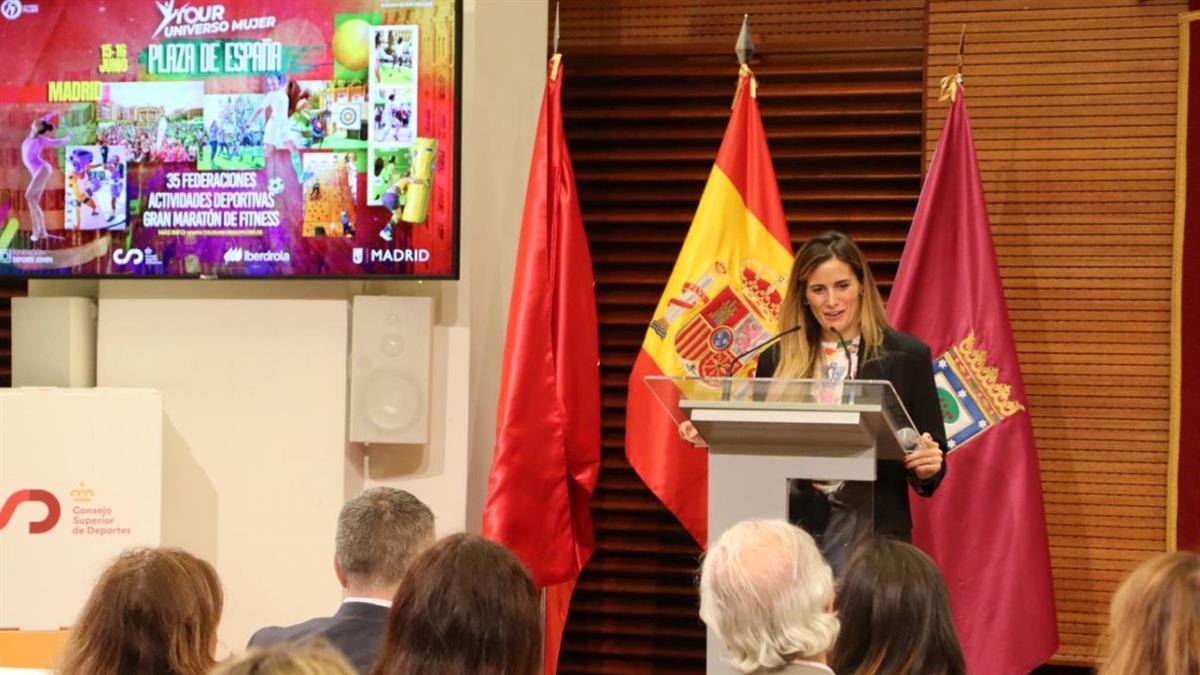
625;69;793;545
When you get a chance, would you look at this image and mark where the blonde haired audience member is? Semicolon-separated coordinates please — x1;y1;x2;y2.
1098;550;1200;675
57;547;223;675
210;640;357;675
699;520;839;674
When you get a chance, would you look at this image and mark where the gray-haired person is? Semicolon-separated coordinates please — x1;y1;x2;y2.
249;488;435;674
700;520;839;674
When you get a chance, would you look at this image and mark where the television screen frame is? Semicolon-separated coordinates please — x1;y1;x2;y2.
0;0;463;280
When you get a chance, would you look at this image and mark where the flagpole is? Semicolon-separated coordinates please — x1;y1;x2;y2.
550;2;562;81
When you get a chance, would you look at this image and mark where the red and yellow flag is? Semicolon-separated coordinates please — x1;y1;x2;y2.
625;69;793;545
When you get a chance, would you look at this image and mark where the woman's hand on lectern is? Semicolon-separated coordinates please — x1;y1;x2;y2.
904;432;944;480
677;420;707;447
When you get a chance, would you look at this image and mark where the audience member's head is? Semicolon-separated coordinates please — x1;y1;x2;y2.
699;520;839;673
1098;550;1200;675
57;547;223;675
335;487;434;598
210;639;357;675
831;537;965;675
372;533;539;675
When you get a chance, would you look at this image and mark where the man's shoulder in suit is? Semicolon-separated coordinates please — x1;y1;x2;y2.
246;602;390;674
248;614;338;648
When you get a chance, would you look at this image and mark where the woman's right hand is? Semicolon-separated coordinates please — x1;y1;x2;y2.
678;420;707;447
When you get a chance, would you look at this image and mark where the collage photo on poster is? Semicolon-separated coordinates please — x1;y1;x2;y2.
0;0;458;278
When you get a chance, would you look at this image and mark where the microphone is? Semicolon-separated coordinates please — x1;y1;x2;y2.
896;427;920;455
720;325;803;401
829;326;855;379
725;324;805;378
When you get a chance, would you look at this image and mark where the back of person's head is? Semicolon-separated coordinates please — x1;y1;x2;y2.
335;487;434;591
57;547;222;675
699;519;838;673
210;639;357;675
372;533;539;675
1099;550;1200;675
831;537;965;675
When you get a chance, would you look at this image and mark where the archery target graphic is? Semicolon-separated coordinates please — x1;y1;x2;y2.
333;103;361;129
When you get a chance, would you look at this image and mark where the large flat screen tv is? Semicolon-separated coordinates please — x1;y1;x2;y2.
0;0;460;278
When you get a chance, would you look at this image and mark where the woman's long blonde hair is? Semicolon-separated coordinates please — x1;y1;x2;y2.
211;640;358;675
1098;551;1200;675
57;548;223;675
774;231;890;379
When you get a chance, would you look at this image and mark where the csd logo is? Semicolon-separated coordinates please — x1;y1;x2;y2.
112;248;145;265
0;489;61;534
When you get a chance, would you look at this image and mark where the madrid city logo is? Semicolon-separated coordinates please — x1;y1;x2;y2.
0;0;29;21
0;489;61;534
1;0;22;21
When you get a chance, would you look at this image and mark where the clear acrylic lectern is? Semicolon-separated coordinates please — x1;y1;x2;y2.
644;376;918;675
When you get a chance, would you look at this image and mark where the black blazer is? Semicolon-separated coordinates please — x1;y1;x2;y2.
756;328;948;539
248;601;390;674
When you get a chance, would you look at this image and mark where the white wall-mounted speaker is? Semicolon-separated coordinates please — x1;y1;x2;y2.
13;297;97;387
349;296;434;444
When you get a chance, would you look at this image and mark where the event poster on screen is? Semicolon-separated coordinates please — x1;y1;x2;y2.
0;0;460;278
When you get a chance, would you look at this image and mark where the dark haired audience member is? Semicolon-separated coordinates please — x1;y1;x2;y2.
372;533;540;675
56;547;223;675
250;487;435;674
1098;550;1200;675
831;537;965;675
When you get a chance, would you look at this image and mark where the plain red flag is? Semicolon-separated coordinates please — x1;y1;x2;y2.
481;57;600;674
888;85;1059;674
625;71;793;546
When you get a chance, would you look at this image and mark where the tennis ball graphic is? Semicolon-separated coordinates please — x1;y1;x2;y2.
333;19;371;72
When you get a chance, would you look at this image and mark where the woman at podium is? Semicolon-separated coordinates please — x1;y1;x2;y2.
755;230;946;573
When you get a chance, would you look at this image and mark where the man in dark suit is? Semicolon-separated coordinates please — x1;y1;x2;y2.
248;487;435;673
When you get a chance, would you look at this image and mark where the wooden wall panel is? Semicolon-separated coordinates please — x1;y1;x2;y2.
927;0;1185;665
558;0;925;50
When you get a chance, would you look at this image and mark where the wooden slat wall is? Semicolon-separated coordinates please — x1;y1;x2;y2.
926;0;1184;665
0;279;24;387
556;2;926;672
557;0;925;48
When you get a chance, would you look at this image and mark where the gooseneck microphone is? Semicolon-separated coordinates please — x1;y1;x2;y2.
829;326;856;379
725;324;805;378
720;325;805;401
